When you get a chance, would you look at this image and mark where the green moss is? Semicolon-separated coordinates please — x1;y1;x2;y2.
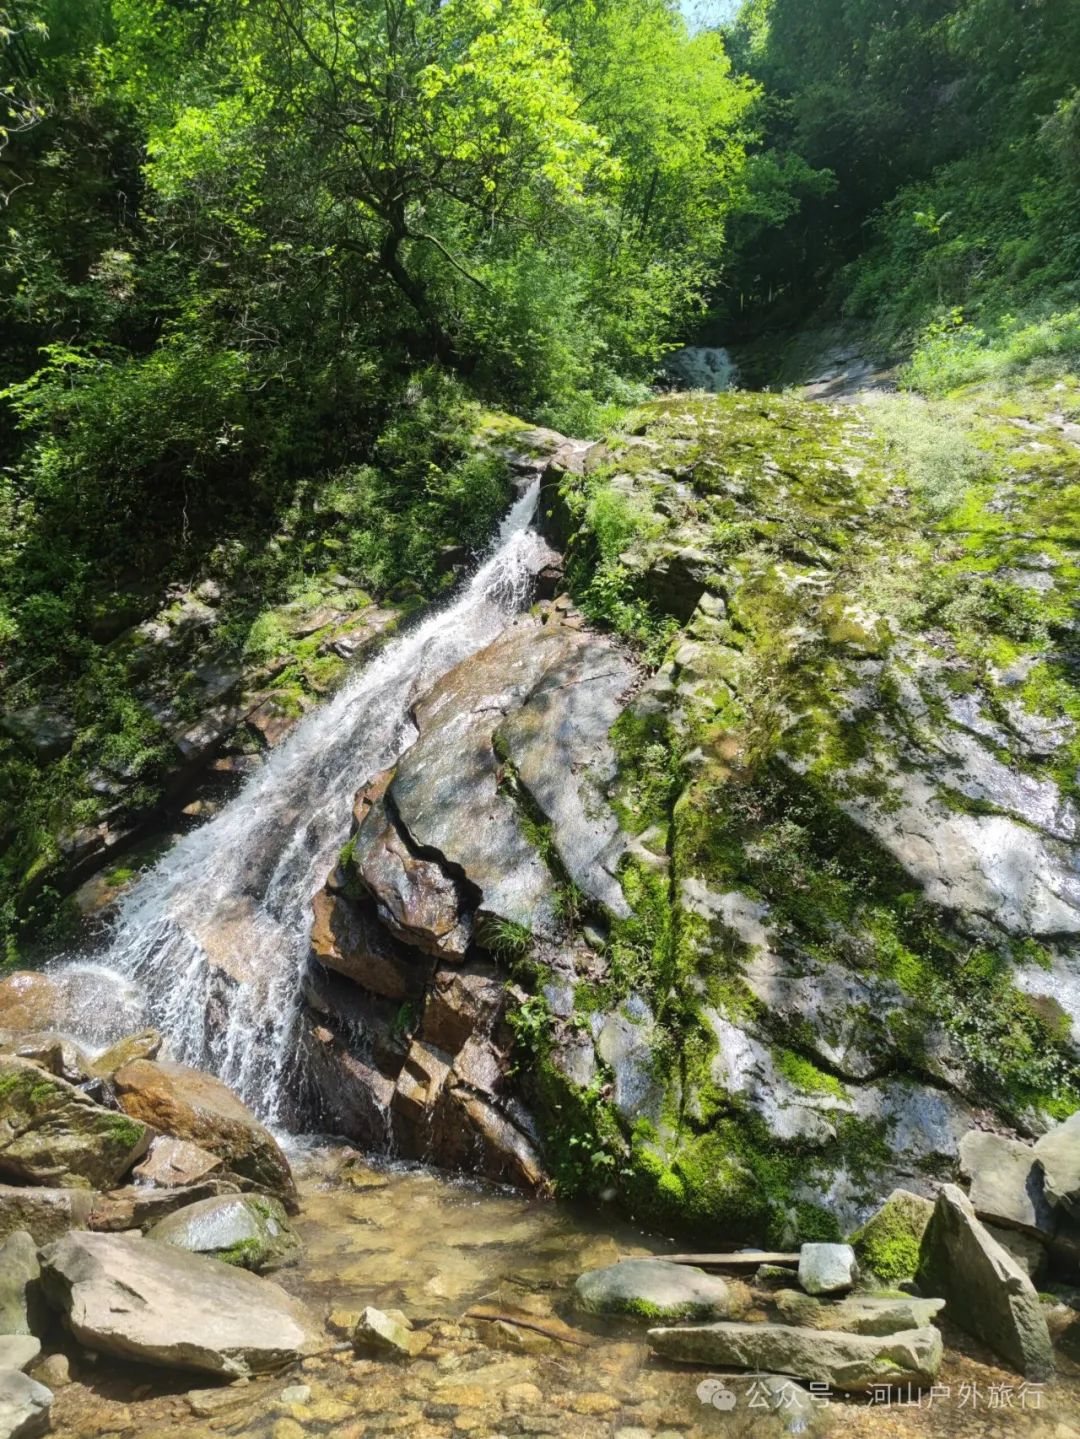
773;1047;847;1099
216;1236;264;1269
848;1191;932;1284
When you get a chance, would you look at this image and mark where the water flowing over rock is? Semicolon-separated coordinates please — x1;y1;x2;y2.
41;1231;319;1377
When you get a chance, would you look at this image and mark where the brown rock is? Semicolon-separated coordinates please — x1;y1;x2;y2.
391;1040;453;1146
353;801;471;958
88;1182;235;1232
0;1185;95;1246
0;970;144;1046
112;1060;296;1209
310;889;430;1001
0;1033;91;1085
133;1135;224;1188
420;964;504;1054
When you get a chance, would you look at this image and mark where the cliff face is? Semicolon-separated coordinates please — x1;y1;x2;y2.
303;384;1080;1243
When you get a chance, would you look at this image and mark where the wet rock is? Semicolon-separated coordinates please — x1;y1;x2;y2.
133;1136;224;1188
147;1193;300;1272
310;888;430;1000
420;963;504;1055
88;1181;234;1232
88;1029;162;1079
959;1129;1055;1238
354;1306;431;1358
1033;1111;1080;1219
496;633;634;919
391;1040;453;1145
352;796;472;959
113;1059;297;1209
848;1189;933;1284
0;1368;52;1438
774;1290;944;1336
0;1058;151;1189
0;1234;44;1338
916;1183;1053;1379
0;970;144;1048
0;1187;94;1247
596;999;665;1124
0;1035;91;1087
647;1320;942;1392
798;1244;857;1296
41;1230;318;1377
574;1260;747;1323
298;1017;397;1149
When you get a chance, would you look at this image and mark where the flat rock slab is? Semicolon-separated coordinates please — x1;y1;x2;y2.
916;1183;1053;1379
574;1260;746;1323
959;1129;1055;1237
0;1368;51;1439
42;1231;318;1377
0;1058;150;1189
647;1320;943;1392
1034;1112;1080;1219
774;1290;944;1336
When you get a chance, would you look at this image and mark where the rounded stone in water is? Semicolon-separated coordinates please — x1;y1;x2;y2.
573;1257;746;1323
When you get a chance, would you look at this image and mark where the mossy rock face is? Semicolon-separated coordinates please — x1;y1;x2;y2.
848;1188;934;1285
524;382;1080;1242
573;1259;748;1324
146;1193;301;1273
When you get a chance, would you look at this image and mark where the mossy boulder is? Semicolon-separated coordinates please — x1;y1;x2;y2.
146;1193;300;1272
0;1058;151;1190
849;1189;933;1285
573;1258;748;1324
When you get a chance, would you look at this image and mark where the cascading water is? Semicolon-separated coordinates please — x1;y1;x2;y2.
52;483;550;1125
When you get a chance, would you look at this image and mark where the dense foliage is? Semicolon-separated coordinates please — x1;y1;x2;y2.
723;0;1080;367
0;0;753;942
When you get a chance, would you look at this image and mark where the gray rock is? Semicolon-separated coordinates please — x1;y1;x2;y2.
574;1260;746;1323
1033;1111;1080;1219
0;1235;43;1338
916;1183;1053;1379
0;1059;151;1190
647;1320;942;1393
596;1002;664;1124
146;1193;301;1272
41;1230;318;1377
497;634;634;919
798;1244;857;1296
959;1129;1055;1237
0;1369;52;1438
0;1342;37;1375
1;705;74;760
774;1290;943;1336
985;1225;1047;1282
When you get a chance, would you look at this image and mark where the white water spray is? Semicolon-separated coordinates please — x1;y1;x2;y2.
54;485;549;1123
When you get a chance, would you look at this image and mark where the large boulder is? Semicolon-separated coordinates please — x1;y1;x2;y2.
0;1187;94;1247
41;1231;318;1377
88;1181;234;1232
1034;1111;1080;1219
112;1059;296;1208
0;1369;52;1439
0;1058;151;1189
310;888;431;1000
146;1193;300;1272
574;1260;748;1324
915;1183;1054;1379
0;1235;44;1338
958;1129;1055;1238
647;1320;943;1393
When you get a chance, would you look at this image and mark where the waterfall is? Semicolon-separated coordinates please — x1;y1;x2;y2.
51;484;549;1124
